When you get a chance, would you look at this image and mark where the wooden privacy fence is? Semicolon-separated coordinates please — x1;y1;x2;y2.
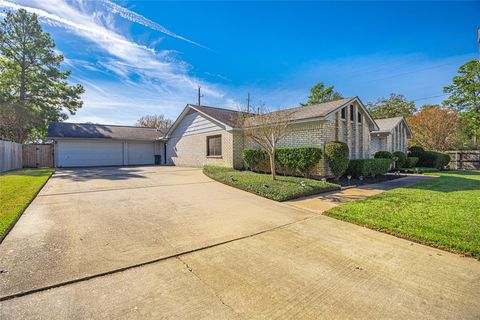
22;144;54;168
0;140;22;172
445;150;480;170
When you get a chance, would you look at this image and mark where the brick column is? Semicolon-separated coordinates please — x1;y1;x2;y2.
354;104;359;159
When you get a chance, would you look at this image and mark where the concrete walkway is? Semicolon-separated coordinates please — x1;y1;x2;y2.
287;175;434;213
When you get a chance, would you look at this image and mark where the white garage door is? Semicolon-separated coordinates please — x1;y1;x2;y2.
127;142;155;165
57;141;124;167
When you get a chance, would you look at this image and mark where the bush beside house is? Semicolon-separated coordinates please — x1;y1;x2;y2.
406;157;419;168
243;147;322;177
408;146;451;169
324;141;349;179
392;151;407;168
346;158;393;178
374;151;393;159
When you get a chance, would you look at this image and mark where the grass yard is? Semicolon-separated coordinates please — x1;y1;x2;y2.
325;170;480;258
0;168;54;239
204;165;340;201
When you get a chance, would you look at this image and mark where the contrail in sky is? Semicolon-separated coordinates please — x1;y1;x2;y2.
99;0;208;49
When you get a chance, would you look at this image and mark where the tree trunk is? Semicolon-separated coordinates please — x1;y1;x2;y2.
19;57;26;107
269;150;276;180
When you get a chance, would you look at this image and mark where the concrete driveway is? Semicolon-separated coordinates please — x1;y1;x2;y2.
1;166;479;319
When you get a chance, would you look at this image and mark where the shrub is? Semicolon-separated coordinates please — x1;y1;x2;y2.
406;157;419;168
408;145;425;158
243;147;322;176
243;149;268;171
417;151;451;169
346;158;392;178
374;151;393;159
275;147;322;176
324;141;349;179
392;151;407;168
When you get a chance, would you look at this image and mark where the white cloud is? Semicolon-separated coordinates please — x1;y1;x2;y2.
0;0;236;124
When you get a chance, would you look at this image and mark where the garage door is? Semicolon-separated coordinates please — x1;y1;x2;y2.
127;142;155;165
57;141;124;167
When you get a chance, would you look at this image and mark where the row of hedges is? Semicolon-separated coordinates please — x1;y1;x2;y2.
346;158;393;178
407;146;451;169
374;150;417;168
243;147;322;177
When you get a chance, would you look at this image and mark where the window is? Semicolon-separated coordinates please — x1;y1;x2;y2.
358;112;362;123
341;107;346;119
350;105;354;121
207;135;222;157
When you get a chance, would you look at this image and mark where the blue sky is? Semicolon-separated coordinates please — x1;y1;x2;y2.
1;1;478;125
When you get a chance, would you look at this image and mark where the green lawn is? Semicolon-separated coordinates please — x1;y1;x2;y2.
325;170;480;258
203;166;340;201
0;168;54;239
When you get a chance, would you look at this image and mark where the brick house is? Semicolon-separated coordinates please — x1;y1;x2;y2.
164;96;379;176
48;96;412;177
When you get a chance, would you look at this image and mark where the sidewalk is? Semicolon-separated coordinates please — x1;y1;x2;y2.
286;175;434;213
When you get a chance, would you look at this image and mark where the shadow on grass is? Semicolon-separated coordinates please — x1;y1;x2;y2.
407;171;480;193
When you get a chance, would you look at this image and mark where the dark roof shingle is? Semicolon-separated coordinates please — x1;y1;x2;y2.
47;122;163;141
189;97;356;128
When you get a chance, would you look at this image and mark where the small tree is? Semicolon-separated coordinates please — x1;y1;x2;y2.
367;94;416;119
301;82;343;106
136;114;173;130
407;105;460;151
236;106;294;180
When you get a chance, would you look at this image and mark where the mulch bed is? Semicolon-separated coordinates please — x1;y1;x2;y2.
327;173;406;187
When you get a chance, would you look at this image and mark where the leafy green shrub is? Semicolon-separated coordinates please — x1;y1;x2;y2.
324;141;349;179
417;151;451;169
392;151;407;168
275;147;322;176
243;149;268;171
406;157;419;168
243;147;322;176
374;151;393;159
408;145;425;158
346;158;392;178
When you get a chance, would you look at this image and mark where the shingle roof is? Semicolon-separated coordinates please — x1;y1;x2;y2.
189;97;357;128
372;117;404;132
189;104;246;128
47;122;163;141
265;97;356;122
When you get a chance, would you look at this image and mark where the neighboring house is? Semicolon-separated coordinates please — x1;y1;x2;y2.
47;96;411;177
47;122;166;167
370;116;413;156
164;96;378;176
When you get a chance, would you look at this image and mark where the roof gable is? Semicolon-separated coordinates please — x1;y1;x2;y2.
372;117;413;138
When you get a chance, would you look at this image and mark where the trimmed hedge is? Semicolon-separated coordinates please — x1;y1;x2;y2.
417;151;451;169
392;151;407;168
406;157;419;168
242;147;322;176
325;141;349;179
346;158;392;178
275;147;322;176
243;149;268;172
408;145;425;158
374;151;393;159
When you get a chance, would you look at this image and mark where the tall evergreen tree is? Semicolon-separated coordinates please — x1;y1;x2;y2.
367;93;416;119
443;59;480;147
0;9;84;142
301;82;343;106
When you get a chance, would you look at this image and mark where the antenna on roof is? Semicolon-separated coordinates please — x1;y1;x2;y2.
246;92;250;113
197;86;204;106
